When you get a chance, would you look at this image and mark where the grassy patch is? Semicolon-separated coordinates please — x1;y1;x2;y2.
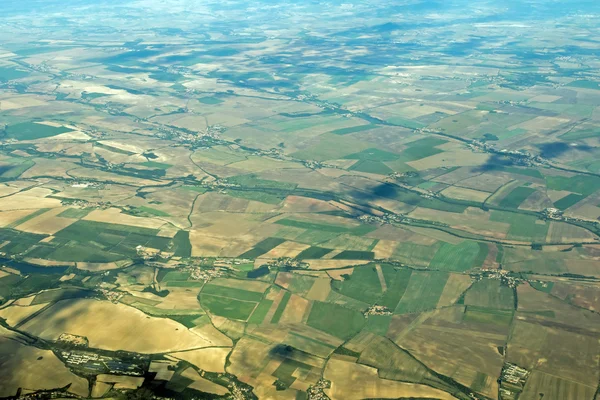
429;241;486;271
546;175;600;196
248;299;273;324
306;301;366;339
172;231;192;257
6;208;50;229
464;279;515;309
364;314;392;335
332;250;375;260
226;190;285;205
499;186;536;208
463;306;513;326
348;160;394;175
379;266;413;310
553;193;585;210
271;291;291;324
295;246;333;260
200;294;256;320
332;265;383;304
202;284;264;302
395;272;448;314
0;67;29;80
344;148;400;162
238;237;286;259
529;281;554;293
227;174;297;191
490;212;549;242
139;161;172;169
57;208;92;219
5;122;72;140
330;124;376;135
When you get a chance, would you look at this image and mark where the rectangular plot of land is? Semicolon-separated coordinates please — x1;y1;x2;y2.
395;272;449;314
306;278;331;302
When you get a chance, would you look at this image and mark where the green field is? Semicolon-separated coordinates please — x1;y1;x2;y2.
330;124;377;135
553;193;585;210
6;208;50;229
247;299;273;324
227;190;286;205
40;220;172;262
349;159;394;175
200;294;257;320
0;66;29;81
499;186;536;208
172;230;192;257
238;237;286;258
395;271;448;314
464;279;514;309
5;122;72;140
57;208;92;219
332;265;383;304
463;306;513;326
271;291;291;324
332;250;375;260
160;271;191;282
429;241;487;271
490;212;549;242
392;242;439;266
275;218;375;235
306;301;365;339
139;161;172;170
379;266;413;310
295;246;333;260
546;175;600;197
202;284;264;301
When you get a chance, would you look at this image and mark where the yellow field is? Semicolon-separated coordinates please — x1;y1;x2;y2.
0;329;89;397
20;299;216;353
324;358;456;400
306;278;331;301
210;277;270;293
441;186;491;202
278;294;310;324
0;303;49;326
437;274;473;307
170;347;230;373
154;288;204;310
521;370;596;400
264;241;311;258
0;188;62;211
182;367;230;395
15;207;76;235
96;374;144;390
84;207;167;229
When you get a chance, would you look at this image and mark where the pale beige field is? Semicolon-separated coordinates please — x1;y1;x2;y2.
0;209;39;227
170;347;230;373
20;299;216;353
84;207;167;229
15;207;76;235
0;188;62;211
263;241;311;258
324;358;456;400
210;277;270;293
306;278;331;301
182;367;230;396
0;329;89;397
0;303;49;327
441;186;491;202
278;294;310;324
437;274;473;308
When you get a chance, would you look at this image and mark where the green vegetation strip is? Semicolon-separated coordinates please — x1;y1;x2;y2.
270;291;291;324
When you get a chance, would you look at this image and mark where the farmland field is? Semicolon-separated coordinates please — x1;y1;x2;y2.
0;1;598;398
